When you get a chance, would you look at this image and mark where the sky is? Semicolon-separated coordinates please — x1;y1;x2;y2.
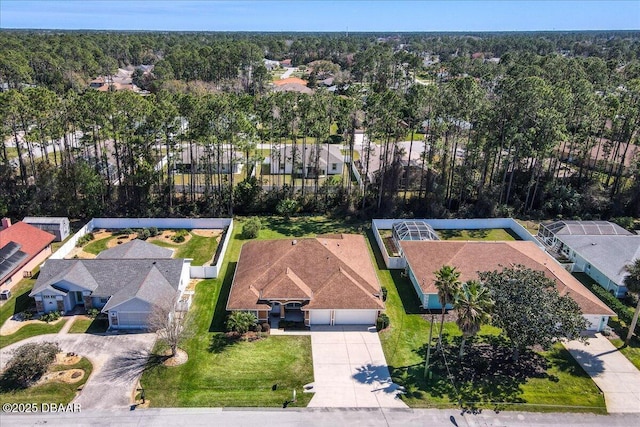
0;0;638;32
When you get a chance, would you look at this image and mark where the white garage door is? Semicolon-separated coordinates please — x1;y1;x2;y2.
334;310;378;325
310;310;331;325
117;312;149;329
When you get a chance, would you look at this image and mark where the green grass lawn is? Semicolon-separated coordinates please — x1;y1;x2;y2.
83;237;112;255
141;216;365;407
436;228;520;241
68;317;109;334
0;320;67;349
370;230;605;413
151;234;219;266
0;357;92;405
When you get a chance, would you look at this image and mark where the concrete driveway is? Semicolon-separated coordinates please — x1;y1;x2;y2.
307;326;407;408
0;333;156;410
564;333;640;413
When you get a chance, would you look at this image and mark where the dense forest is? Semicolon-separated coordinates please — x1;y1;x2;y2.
0;30;639;221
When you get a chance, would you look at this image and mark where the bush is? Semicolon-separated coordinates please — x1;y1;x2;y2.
87;308;100;318
261;322;270;333
611;217;635;231
276;198;299;220
242;217;262;239
148;227;159;237
376;313;390;331
21;311;33;321
137;228;151;240
171;229;189;243
381;287;388;302
0;342;60;389
75;232;95;247
226;311;257;335
40;311;61;323
123;228;134;235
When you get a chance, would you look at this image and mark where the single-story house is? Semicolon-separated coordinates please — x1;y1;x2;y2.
173;145;244;174
269;144;343;177
30;240;191;329
273;83;314;94
1;219;55;289
227;234;384;326
399;240;615;332
23;217;70;242
537;220;640;298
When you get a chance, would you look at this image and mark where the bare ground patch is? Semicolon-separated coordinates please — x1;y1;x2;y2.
192;229;222;238
148;230;192;245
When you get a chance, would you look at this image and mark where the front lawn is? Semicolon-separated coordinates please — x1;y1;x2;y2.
0;357;92;405
371;230;605;413
0;320;68;349
141;216;360;407
68;316;109;334
436;228;520;241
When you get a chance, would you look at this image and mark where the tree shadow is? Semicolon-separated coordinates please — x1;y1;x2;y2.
438;229;463;239
209;262;236;332
352;363;405;395
264;216;364;238
467;229;489;239
390;334;551;411
207;333;239;354
558;347;605;377
102;349;154;382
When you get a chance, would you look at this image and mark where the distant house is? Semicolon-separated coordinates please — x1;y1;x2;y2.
23;217;70;242
273;77;308;87
399;239;615;331
273;83;313;94
173;146;244;174
269;144;343;177
537;220;640;298
30;239;191;329
263;59;280;71
227;234;384;326
0;219;55;289
280;59;292;67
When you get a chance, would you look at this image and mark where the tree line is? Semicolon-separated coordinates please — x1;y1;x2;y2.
0;31;639;221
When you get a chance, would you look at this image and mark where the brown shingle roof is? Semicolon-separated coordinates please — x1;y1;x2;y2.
227;234;383;311
273;77;308;86
400;240;614;316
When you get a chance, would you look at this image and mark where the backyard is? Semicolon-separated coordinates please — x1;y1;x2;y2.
436;228;520;241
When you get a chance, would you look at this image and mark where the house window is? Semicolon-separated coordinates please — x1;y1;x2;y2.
43;295;56;299
331;163;337;171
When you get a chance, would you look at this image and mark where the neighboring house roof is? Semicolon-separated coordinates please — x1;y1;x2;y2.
543;220;632;236
30;258;185;310
96;239;173;259
272;144;342;167
273;77;308;86
23;216;68;225
273;83;313;94
227;234;384;311
0;222;55;283
399;240;614;316
174;145;244;165
555;234;640;287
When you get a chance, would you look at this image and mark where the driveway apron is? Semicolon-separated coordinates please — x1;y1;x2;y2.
564;333;640;413
308;325;407;408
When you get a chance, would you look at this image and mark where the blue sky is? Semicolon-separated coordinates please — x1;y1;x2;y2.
1;1;638;32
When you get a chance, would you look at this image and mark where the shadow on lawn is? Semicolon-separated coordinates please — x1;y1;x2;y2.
390;334;551;411
208;333;239;353
209;262;236;333
265;216;364;237
555;348;605;377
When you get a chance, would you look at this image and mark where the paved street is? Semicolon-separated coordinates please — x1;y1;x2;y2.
0;332;156;410
564;333;640;413
308;326;406;408
1;408;639;427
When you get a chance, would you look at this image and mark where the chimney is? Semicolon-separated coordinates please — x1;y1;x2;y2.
1;218;11;230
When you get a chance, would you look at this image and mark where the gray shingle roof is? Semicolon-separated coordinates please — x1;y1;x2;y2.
30;259;184;309
96;239;173;259
556;234;640;286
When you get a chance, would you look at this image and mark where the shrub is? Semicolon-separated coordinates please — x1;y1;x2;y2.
87;308;100;318
41;311;61;323
123;228;134;235
242;217;262;239
611;217;635;231
381;287;388;302
75;232;95;247
148;227;159;237
137;228;151;240
21;311;33;321
276;198;299;220
226;311;257;335
376;313;390;331
261;322;271;333
0;342;60;389
171;229;189;243
255;323;262;333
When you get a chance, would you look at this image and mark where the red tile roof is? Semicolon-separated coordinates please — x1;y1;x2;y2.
400;240;614;317
273;77;308;87
0;221;55;257
227;234;384;311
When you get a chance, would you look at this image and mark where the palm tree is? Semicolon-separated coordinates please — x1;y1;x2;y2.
623;258;640;345
453;280;493;359
434;265;461;348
